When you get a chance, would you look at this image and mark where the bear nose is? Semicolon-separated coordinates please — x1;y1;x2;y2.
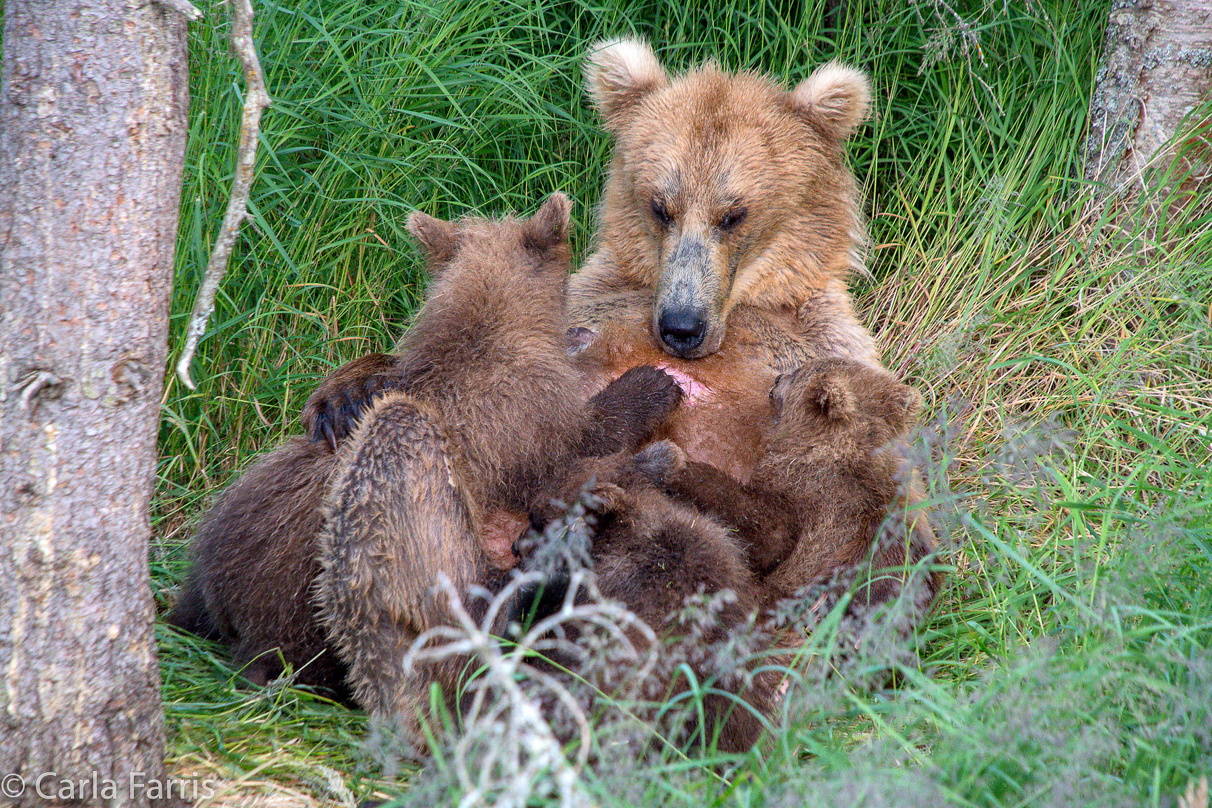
658;308;707;355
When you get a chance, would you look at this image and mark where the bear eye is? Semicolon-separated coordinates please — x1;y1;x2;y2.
651;198;672;227
719;206;747;231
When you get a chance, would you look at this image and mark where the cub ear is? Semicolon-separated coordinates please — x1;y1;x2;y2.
406;211;460;268
564;326;598;356
523;192;572;252
584;37;668;133
810;372;857;421
885;383;923;433
769;372;788;420
788;61;871;143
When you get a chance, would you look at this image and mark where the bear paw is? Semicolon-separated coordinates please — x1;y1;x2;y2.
301;353;401;450
632;439;686;487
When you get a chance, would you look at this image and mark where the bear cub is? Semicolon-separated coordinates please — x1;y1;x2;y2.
315;194;683;732
520;442;779;754
662;357;941;621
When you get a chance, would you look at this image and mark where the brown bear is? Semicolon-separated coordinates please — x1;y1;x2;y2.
299;39;882;479
660;358;941;624
570;37;878;361
558;38;883;478
520;442;779;754
289;40;937;659
168;195;683;704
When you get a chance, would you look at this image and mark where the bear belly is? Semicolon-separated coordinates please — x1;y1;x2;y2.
570;291;818;482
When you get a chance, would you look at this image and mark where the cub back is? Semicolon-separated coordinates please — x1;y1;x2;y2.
396;192;585;511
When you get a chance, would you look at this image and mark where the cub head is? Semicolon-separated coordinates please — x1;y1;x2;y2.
406;191;572;303
768;357;920;452
585;38;870;358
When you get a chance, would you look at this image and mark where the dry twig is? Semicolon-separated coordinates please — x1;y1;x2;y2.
176;0;270;389
402;572;647;808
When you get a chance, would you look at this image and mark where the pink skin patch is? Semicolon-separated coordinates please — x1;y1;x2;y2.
653;363;712;406
481;509;528;571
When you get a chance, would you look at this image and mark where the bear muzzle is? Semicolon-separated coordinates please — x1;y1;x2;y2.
654;235;728;358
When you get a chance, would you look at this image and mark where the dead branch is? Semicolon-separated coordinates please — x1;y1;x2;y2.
176;0;270;390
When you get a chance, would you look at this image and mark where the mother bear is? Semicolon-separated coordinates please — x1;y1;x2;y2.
170;38;936;724
308;37;883;479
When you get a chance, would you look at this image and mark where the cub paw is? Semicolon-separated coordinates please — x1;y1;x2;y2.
301;353;400;450
613;364;684;420
632;439;686;487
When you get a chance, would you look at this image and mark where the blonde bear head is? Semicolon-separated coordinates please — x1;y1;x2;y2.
585;38;871;358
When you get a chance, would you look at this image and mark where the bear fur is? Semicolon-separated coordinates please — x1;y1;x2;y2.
661;358;941;622
521;442;778;754
169;195;683;710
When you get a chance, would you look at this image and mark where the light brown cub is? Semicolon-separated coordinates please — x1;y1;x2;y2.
315;195;682;735
663;358;941;620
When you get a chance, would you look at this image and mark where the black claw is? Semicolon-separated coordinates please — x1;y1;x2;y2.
338;402;358;440
320;418;337;452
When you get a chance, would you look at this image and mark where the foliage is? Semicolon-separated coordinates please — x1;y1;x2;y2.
156;0;1212;805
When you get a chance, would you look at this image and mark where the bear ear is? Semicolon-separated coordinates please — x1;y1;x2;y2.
406;211;460;268
810;373;857;421
564;326;598;356
769;373;789;419
788;61;871;143
523;192;572;252
584;37;669;133
885;383;923;432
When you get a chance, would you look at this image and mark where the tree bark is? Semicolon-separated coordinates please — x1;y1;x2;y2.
1084;0;1212;207
0;1;188;805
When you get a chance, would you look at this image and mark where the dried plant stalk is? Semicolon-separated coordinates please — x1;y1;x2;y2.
176;0;270;389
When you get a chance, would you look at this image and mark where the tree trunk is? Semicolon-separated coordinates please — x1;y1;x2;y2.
0;1;188;805
1084;0;1212;208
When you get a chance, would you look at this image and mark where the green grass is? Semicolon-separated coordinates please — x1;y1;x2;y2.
155;0;1212;804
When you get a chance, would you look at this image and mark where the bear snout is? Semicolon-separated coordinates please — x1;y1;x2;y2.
654;232;730;357
658;305;708;355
